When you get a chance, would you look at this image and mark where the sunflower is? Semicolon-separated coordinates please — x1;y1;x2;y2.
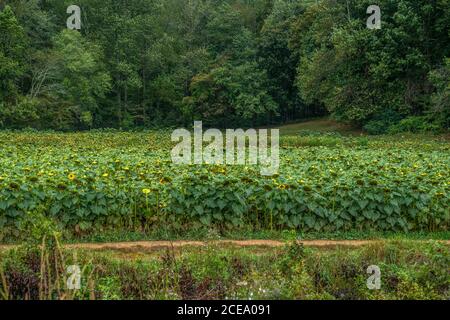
142;188;151;195
9;182;19;190
68;173;76;181
160;177;172;184
57;183;67;190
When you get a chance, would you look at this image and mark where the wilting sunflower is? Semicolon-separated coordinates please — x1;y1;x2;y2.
160;177;172;184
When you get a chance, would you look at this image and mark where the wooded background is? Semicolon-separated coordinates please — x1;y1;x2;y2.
0;0;448;133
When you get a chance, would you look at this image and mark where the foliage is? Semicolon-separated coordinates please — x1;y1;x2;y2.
1;240;448;300
45;30;111;130
0;5;28;104
290;0;450;128
0;0;448;130
363;110;403;135
428;58;450;129
388;116;440;134
0;131;448;239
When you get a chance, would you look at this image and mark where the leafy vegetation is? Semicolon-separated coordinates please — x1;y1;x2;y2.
1;240;448;300
0;0;448;132
1;0;448;302
0;131;448;241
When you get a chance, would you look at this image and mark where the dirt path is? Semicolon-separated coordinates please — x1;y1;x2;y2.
1;239;448;252
66;239;374;250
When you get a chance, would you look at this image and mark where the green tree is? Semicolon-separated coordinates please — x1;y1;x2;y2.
0;5;28;103
186;27;277;126
291;0;450;130
259;0;310;122
428;58;450;128
45;30;111;130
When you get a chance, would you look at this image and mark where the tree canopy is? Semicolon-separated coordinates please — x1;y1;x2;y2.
0;0;448;132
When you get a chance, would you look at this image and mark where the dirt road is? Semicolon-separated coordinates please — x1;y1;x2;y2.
1;239;448;252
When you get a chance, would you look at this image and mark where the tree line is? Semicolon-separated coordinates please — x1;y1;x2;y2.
0;0;448;133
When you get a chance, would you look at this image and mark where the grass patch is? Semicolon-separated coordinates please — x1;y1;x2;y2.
277;118;362;136
65;229;450;244
1;240;448;300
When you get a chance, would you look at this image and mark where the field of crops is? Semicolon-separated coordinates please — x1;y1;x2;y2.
0;131;449;240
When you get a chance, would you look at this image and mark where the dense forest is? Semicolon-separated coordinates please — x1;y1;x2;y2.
0;0;449;132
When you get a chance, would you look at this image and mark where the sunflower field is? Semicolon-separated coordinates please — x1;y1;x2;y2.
0;131;448;239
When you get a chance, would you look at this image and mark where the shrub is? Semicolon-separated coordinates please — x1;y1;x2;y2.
363;110;403;135
388;116;441;134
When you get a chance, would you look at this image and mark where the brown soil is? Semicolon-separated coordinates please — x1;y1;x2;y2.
65;239;373;250
1;239;448;253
